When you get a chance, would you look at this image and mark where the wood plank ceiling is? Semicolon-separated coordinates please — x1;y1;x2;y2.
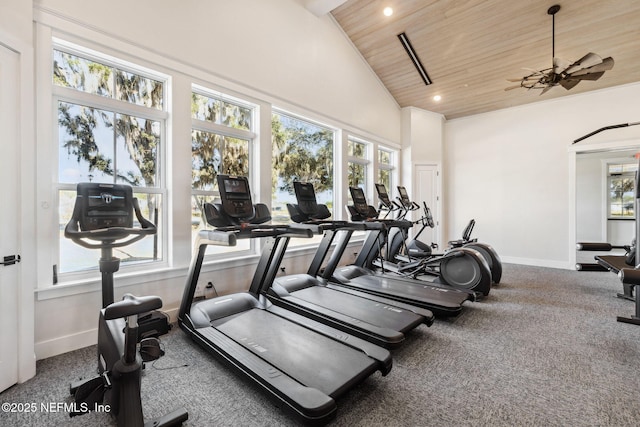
330;0;640;119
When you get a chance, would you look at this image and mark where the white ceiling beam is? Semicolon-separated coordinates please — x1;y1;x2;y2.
303;0;348;17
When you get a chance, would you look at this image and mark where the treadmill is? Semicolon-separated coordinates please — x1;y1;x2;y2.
265;181;434;350
318;186;474;317
178;175;391;425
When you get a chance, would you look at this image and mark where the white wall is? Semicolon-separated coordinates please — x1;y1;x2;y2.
401;107;444;191
26;0;401;358
443;83;640;268
401;107;444;241
35;0;400;142
0;0;31;42
576;155;605;242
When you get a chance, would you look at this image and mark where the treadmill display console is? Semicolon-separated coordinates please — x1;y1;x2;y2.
216;175;255;220
397;186;411;208
349;187;370;216
375;184;392;208
76;183;133;230
293;182;318;216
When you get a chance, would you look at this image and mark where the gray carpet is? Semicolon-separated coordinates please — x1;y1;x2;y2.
2;263;640;426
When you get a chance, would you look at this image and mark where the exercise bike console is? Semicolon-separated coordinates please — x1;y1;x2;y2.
65;183;156;247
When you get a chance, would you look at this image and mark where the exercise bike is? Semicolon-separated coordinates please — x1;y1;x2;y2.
65;182;187;427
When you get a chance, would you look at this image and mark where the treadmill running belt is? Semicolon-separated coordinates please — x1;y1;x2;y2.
334;266;467;309
213;309;378;397
289;286;423;332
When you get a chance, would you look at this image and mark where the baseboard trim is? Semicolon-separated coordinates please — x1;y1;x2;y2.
501;256;573;270
35;307;180;360
35;328;97;360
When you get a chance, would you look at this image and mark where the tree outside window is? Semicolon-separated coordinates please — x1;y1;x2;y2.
608;163;636;219
377;148;393;191
271;112;334;225
347;138;370;203
54;48;166;274
191;89;255;255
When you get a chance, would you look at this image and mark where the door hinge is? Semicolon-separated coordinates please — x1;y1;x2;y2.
1;254;21;266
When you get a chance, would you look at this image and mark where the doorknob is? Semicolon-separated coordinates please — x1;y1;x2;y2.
1;254;21;266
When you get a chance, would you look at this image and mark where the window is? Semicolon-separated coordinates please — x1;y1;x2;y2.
53;44;167;275
271;112;334;246
191;87;256;255
347;138;370;202
608;163;637;219
377;147;394;192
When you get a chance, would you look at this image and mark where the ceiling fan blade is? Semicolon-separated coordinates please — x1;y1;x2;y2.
565;71;605;81
505;85;522;91
540;85;555;95
506;78;524;82
570;57;614;76
553;57;571;74
522;67;545;75
564;52;603;74
559;78;581;90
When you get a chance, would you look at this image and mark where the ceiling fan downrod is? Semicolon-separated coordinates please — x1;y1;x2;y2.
548;5;560;61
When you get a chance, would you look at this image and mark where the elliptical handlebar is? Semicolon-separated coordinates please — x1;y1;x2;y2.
394;195;420;216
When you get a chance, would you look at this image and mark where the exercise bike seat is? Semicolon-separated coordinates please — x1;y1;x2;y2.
104;294;162;320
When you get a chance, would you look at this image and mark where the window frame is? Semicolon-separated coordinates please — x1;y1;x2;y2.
190;84;258;260
271;109;337;247
377;146;395;193
47;37;170;284
346;136;371;193
33;20;402;297
607;162;637;220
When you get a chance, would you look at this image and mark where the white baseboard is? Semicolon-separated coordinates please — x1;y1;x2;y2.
501;256;574;270
35;328;97;360
35;307;181;360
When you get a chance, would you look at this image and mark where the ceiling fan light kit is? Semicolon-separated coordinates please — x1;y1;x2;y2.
506;4;614;94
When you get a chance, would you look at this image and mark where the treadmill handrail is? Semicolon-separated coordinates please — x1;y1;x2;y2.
212;223;315;240
196;229;238;247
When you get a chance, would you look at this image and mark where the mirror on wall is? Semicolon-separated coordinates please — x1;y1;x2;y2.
576;148;640;264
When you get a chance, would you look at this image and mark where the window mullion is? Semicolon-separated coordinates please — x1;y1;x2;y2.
191;118;255;140
53;86;168;121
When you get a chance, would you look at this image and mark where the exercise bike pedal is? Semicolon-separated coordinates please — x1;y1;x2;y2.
69;374;110;417
70;371;111;395
143;407;189;427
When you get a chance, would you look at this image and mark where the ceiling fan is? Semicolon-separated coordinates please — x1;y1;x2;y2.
506;4;614;94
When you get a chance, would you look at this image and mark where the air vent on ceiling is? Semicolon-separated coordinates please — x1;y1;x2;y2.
397;32;432;86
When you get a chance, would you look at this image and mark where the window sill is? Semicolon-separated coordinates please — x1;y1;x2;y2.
34;265;188;301
34;238;364;301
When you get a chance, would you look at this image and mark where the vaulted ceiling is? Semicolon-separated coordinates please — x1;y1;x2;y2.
328;0;640;119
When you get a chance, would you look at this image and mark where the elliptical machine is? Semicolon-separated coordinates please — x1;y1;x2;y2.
65;183;187;427
350;186;492;296
392;185;503;284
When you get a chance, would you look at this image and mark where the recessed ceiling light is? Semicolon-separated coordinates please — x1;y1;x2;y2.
433;95;442;102
383;7;393;17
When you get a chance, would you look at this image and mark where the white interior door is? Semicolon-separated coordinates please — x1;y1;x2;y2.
414;164;440;248
0;43;21;393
